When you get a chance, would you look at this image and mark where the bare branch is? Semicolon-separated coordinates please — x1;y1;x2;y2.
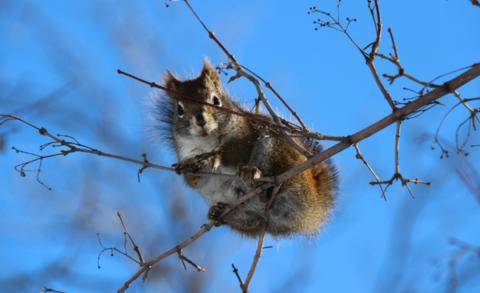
177;249;205;272
182;0;308;131
116;212;145;265
353;143;387;200
277;63;480;184
1;114;273;188
242;226;266;292
370;121;430;198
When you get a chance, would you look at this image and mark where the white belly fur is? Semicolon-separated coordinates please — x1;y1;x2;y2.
175;134;241;206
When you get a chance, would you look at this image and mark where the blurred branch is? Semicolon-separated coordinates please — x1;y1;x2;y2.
40;287;66;293
3;61;479;293
448;238;480;293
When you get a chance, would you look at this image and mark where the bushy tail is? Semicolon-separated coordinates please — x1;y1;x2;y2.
302;138;339;195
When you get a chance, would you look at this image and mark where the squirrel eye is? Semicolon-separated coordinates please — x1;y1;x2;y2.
177;102;185;118
212;95;221;106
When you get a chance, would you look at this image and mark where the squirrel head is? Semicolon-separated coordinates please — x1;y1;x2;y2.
164;60;236;138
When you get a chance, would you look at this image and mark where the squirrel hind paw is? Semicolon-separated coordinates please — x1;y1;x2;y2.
208;202;228;226
238;165;262;182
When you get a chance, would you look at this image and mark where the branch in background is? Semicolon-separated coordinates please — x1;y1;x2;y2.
40;287;66;293
3;57;479;293
2;0;480;291
119;61;480;291
447;238;480;293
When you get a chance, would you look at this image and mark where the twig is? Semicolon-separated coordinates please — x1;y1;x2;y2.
177;249;205;272
365;0;397;110
118;182;274;292
117;212;145;265
182;0;308;131
276;63;480;184
96;233;141;268
433;97;480;157
353;143;386;200
242;225;266;292
370;121;430;198
1;114;273;188
4;63;480;292
231;69;313;157
181;0;313;158
310;0;397;110
117;69;340;144
231;263;245;289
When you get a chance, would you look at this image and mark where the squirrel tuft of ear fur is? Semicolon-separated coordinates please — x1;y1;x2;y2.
164;70;181;96
200;59;221;86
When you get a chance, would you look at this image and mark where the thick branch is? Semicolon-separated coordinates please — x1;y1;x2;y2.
276;63;480;183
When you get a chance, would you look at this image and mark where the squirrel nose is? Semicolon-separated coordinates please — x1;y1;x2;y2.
195;113;206;127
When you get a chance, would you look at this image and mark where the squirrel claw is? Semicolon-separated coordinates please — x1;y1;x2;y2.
208;202;228;226
238;165;262;182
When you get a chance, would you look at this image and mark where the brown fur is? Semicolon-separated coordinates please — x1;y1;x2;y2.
159;60;338;237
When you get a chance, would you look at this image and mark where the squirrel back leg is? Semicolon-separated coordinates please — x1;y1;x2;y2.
265;189;304;236
219;185;268;237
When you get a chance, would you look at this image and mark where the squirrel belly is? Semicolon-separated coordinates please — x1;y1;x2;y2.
158;60;338;237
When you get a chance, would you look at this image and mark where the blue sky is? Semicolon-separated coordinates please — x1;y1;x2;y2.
1;0;479;292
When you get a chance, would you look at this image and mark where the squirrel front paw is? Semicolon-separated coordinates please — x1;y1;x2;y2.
172;158;203;174
238;165;262;183
208;202;228;226
173;151;220;174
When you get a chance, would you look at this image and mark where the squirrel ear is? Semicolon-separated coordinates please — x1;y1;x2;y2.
164;70;181;95
200;59;221;87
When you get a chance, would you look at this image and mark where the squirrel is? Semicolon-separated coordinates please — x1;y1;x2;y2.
156;60;338;237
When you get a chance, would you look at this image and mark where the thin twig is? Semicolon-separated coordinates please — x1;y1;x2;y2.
117;69;341;144
242;225;266;292
182;0;308;130
353;143;386;200
1;114;273;187
117;212;145;265
370;121;430;198
177;249;205;272
4;62;480;292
